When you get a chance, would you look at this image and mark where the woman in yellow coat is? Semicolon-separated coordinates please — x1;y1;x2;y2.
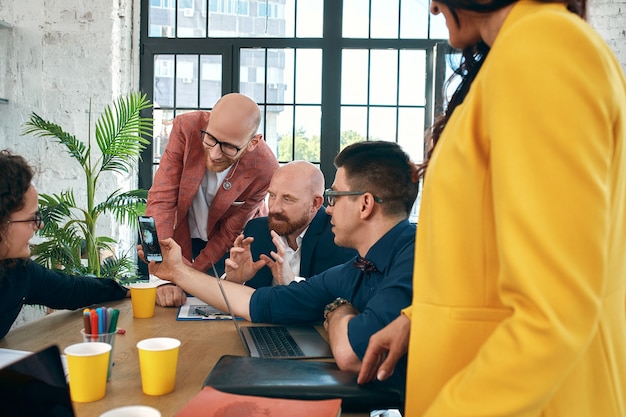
358;0;626;416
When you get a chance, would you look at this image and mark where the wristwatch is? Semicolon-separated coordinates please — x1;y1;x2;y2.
324;297;351;319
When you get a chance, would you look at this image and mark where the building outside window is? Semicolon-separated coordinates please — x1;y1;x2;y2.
139;0;452;222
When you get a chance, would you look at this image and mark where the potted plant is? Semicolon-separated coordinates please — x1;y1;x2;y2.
21;91;153;278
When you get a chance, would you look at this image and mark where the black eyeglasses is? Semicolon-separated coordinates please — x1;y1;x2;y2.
7;211;43;228
324;189;383;207
200;130;253;158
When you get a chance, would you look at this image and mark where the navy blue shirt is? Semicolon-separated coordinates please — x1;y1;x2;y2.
249;220;415;391
0;260;128;339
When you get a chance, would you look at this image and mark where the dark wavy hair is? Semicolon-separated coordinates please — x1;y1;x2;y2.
334;141;420;217
420;0;587;176
0;149;35;276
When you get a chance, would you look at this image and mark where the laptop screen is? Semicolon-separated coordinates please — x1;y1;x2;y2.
0;345;75;417
212;264;250;350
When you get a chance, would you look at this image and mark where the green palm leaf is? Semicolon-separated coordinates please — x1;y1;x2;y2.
96;92;153;175
93;189;148;224
22;114;88;166
22;91;152;279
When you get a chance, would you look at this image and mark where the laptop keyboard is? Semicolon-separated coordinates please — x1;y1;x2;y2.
248;326;305;358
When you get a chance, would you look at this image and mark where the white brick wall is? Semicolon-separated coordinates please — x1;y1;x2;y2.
0;0;141;271
589;0;626;64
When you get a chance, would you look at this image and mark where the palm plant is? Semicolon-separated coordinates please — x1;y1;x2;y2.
21;92;153;278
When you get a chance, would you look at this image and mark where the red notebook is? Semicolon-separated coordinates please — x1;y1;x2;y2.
175;386;341;417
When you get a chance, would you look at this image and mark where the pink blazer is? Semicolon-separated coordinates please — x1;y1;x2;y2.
146;111;279;272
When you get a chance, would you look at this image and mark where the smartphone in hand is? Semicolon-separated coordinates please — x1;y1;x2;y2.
138;216;163;262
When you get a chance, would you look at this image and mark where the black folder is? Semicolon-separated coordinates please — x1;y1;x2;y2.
203;355;404;413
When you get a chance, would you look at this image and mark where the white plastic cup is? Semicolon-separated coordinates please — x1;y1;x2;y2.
99;405;161;417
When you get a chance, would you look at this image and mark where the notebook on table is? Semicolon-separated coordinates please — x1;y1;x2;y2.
203;354;404;413
0;344;75;417
213;265;332;359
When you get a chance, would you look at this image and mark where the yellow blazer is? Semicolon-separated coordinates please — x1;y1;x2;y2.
405;2;626;416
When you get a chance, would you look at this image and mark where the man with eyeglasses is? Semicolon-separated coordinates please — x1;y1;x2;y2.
146;93;279;307
139;141;419;396
223;160;356;288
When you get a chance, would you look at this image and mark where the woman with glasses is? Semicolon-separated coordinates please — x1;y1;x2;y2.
0;149;128;340
358;0;626;416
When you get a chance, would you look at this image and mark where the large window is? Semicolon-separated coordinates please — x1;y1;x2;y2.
139;0;450;218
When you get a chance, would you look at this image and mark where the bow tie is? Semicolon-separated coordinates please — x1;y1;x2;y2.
353;256;377;273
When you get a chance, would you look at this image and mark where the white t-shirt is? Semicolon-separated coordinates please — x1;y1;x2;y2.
189;167;232;240
275;227;309;285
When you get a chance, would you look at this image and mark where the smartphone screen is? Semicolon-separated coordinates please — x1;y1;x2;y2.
138;216;163;262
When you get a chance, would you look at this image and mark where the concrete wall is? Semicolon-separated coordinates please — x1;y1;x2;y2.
0;0;625;328
0;0;141;259
0;0;141;328
589;0;626;60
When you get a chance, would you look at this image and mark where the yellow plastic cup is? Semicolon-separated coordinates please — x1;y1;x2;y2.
136;337;181;396
64;342;112;403
81;328;116;380
130;283;157;318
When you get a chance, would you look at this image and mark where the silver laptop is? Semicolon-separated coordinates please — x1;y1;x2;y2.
213;265;333;359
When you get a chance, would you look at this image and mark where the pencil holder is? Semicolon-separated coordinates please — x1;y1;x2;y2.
81;328;117;381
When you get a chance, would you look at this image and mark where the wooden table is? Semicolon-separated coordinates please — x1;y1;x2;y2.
0;299;369;416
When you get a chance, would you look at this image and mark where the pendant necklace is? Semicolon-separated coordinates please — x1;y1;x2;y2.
222;160;240;190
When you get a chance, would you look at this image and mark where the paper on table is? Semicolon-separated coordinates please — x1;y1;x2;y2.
0;347;69;380
177;297;236;321
0;348;31;367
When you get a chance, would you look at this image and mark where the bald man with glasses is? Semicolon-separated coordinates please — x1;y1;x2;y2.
146;93;279;306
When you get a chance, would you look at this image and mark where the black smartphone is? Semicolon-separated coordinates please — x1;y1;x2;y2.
138;216;163;262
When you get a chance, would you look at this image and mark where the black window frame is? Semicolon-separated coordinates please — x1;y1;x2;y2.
138;0;449;190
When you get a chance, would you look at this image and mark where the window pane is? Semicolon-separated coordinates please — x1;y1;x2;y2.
371;0;398;39
254;0;289;38
295;49;322;104
276;48;294;104
154;55;175;108
370;50;398;105
368;107;397;142
275;105;295;161
398;107;425;163
293;105;321;161
148;2;176;38
282;0;295;38
400;0;429;39
241;48;293;105
343;0;369;38
176;55;199;108
152;109;175;162
240;48;266;102
206;0;291;38
341;50;368;105
263;103;285;159
207;0;250;37
177;0;205;38
296;0;323;38
429;12;448;39
399;50;426;106
200;54;222;108
340;106;368;149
